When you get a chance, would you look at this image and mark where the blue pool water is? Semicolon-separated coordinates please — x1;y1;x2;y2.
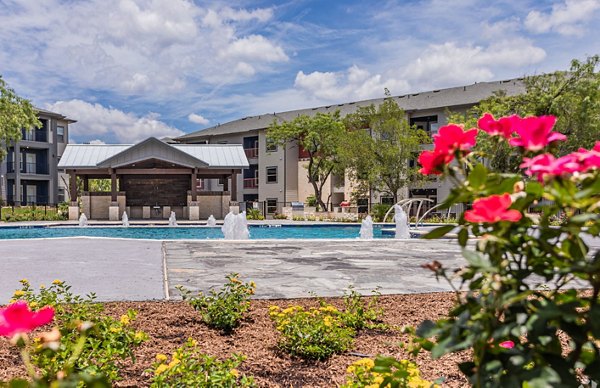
0;224;396;240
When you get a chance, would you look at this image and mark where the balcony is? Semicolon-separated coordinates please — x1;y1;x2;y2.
243;177;258;189
22;162;49;175
244;148;258;159
6;161;15;173
21;129;48;143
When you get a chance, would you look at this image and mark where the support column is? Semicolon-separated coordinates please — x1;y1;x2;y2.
223;175;229;192
83;176;89;192
230;172;237;202
188;168;199;220
109;169;119;221
68;171;79;220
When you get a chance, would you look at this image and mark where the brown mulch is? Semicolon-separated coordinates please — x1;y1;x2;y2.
0;293;469;387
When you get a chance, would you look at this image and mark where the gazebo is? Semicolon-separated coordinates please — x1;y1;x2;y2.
58;137;249;220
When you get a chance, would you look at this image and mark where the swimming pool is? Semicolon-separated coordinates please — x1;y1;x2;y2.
0;224;399;240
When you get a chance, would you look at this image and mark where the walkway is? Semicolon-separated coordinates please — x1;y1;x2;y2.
0;238;464;303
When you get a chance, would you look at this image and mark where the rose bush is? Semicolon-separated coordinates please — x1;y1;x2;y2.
413;114;600;387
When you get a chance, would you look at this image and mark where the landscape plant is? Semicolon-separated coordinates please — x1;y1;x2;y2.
12;279;147;382
270;289;383;360
342;357;433;388
149;338;255;387
245;208;264;220
0;300;111;387
269;304;354;360
177;273;256;333
411;114;600;386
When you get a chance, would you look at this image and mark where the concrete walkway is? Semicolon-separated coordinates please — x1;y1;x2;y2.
0;237;465;302
0;238;164;303
165;239;464;299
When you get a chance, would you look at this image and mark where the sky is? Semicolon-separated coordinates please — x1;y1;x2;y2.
1;0;599;144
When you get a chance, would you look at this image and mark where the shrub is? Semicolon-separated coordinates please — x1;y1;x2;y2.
415;115;600;386
342;358;433;388
306;195;317;207
12;279;147;382
371;203;391;222
291;215;305;221
269;304;354;360
272;212;288;220
177;273;255;333
338;286;384;331
245;208;264;220
149;338;255;387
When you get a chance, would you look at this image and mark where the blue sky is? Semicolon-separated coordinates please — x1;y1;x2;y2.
1;0;599;143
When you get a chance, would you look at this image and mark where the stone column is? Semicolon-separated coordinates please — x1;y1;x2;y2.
68;171;79;220
109;169;119;221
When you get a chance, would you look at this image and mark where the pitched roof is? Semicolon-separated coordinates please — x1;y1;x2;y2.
58;137;249;169
176;78;525;141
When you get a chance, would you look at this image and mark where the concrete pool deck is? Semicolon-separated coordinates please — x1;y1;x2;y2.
0;237;465;303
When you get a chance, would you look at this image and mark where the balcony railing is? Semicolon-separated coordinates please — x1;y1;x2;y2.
22;162;49;175
244;148;258;159
243;177;258;189
21;129;47;142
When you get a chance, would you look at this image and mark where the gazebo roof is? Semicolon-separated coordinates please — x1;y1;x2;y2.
58;137;249;170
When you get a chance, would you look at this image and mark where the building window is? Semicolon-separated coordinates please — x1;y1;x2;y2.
218;177;225;186
266;138;278;152
380;196;394;205
266;166;277;183
57;126;65;142
410;115;438;136
266;198;278;214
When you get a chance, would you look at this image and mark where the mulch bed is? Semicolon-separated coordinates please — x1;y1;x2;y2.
0;293;469;387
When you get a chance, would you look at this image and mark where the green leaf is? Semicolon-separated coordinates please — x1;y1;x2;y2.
458;228;469;247
416;320;436;338
468;163;488;189
423;225;455;239
462;249;492;270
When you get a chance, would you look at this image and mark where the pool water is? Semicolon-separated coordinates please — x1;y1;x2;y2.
0;224;396;240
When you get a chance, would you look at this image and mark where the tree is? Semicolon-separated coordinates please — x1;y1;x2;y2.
0;76;40;161
343;95;429;204
448;55;600;172
267;112;346;211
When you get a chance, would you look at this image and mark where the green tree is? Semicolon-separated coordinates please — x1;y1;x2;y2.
448;55;600;172
343;96;429;204
0;76;40;161
267;112;346;211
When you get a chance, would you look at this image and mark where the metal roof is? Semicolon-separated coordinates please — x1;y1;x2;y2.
58;138;249;169
176;78;525;141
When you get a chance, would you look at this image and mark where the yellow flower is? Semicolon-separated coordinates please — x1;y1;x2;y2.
269;305;280;312
120;315;130;325
20;278;29;284
323;316;333;327
156;354;168;362
134;331;146;341
52;279;63;285
373;375;384;384
249;281;256;288
110;327;121;333
13;290;25;297
167;359;180;368
190;339;198;346
230;368;240;377
155;364;168;375
29;301;37;308
39;284;46;289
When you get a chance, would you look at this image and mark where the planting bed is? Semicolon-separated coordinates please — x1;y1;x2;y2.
0;293;468;387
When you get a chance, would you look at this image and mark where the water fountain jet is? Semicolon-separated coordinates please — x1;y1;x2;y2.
78;213;88;227
168;211;177;227
207;215;217;227
359;215;373;239
122;212;129;227
394;204;410;239
221;211;249;239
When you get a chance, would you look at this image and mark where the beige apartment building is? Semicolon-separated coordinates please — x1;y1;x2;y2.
176;79;525;217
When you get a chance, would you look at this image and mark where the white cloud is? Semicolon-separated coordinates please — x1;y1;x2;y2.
88;139;106;145
525;0;600;36
402;40;546;89
0;0;286;99
188;113;209;125
294;65;409;102
46;100;184;143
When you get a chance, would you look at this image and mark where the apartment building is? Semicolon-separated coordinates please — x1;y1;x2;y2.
0;108;75;205
175;79;526;216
